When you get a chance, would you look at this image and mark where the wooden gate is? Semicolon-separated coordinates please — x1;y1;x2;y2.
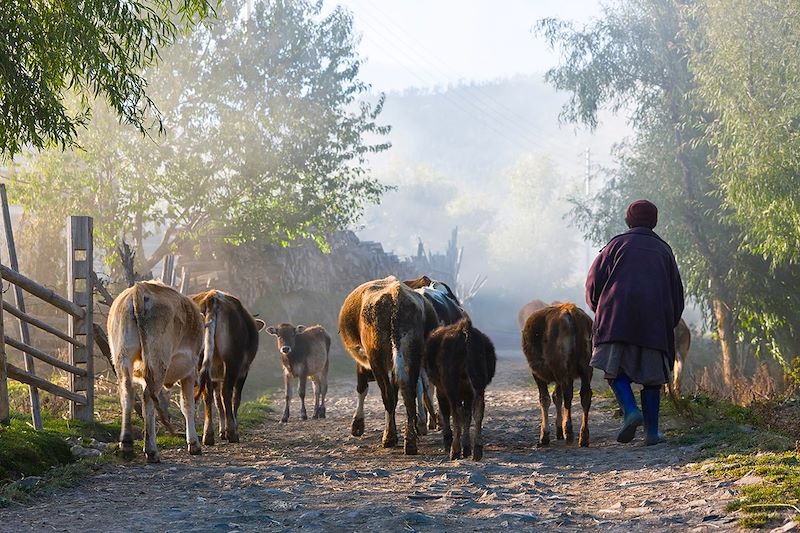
0;215;94;427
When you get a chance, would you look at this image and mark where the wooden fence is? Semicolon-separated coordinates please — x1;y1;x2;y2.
0;213;94;428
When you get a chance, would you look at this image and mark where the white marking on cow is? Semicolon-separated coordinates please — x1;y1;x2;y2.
355;389;367;420
392;335;408;384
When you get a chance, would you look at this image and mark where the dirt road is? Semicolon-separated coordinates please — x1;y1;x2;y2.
1;354;739;532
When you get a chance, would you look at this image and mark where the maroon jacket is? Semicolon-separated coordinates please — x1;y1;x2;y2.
585;227;685;363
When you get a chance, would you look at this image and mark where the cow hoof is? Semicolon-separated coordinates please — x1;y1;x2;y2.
280;416;289;424
404;441;418;455
472;445;484;461
226;432;240;443
312;411;319;420
579;431;590;447
351;417;365;437
443;437;453;453
119;441;134;460
462;444;472;458
416;420;428;436
537;434;550;447
565;433;575;444
449;449;462;460
300;413;308;421
188;442;202;455
203;435;215;446
145;451;161;464
218;431;227;440
556;429;564;440
319;407;326;419
382;436;398;448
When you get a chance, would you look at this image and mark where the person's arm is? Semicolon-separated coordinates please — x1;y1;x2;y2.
585;249;608;313
671;256;685;326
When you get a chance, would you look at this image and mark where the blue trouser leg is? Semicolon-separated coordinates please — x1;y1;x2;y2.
609;373;642;443
641;387;665;445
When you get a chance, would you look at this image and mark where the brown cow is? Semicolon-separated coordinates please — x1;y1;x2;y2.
339;276;438;455
266;323;331;422
108;281;205;463
517;299;563;330
522;303;593;447
192;290;265;444
424;316;496;461
671;318;691;396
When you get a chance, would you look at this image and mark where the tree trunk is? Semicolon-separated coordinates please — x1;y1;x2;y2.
711;294;737;388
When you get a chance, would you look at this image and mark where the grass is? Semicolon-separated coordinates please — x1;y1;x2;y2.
663;394;799;528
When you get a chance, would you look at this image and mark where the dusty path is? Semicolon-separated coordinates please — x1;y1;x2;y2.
1;354;739;532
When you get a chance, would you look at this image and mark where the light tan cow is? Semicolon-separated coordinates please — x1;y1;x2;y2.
671;318;692;396
108;281;207;463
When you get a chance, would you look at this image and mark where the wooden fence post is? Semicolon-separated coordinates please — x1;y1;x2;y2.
68;216;94;421
0;253;8;425
1;184;42;429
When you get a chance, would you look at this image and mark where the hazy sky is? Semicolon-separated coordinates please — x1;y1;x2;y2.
333;0;606;92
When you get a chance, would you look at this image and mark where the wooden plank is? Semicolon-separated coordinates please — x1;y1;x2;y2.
179;266;190;295
6;363;87;405
0;184;42;429
0;267;8;425
4;336;87;377
0;265;84;318
2;302;85;348
68;216;94;421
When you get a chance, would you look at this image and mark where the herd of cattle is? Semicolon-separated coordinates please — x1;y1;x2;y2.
107;276;691;464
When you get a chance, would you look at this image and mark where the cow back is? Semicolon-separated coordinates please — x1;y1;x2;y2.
522;303;592;383
518;299;548;330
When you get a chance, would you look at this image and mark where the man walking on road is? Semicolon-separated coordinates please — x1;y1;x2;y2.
585;199;685;445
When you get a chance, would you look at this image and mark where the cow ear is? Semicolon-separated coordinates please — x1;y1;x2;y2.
295;325;306;334
255;319;266;332
266;326;278;336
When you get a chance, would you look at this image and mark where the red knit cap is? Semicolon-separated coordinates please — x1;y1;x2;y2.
625;199;658;229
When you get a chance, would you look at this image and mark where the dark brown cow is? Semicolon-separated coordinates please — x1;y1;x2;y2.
522;303;593;447
517;299;563;330
266;323;330;422
671;318;691;396
424;317;496;461
192;290;265;444
339;276;438;455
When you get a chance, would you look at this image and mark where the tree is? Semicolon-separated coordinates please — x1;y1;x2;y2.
10;0;389;274
538;0;741;385
0;0;215;159
691;0;800;265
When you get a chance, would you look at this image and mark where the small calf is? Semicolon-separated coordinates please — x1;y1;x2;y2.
267;323;330;422
424;317;496;461
522;303;593;447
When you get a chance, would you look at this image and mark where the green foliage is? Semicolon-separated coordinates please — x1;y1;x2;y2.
0;0;215;159
692;0;800;266
0;416;74;481
10;0;389;272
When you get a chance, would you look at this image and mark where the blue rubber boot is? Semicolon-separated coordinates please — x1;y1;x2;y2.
641;387;665;445
609;374;642;443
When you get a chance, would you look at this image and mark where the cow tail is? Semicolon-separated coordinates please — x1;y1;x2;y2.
196;293;218;401
131;284;159;404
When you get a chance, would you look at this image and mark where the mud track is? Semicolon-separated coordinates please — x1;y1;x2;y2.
1;354;739;532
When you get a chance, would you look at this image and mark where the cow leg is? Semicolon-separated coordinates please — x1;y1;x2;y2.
373;371;398;448
142;387;159;463
202;377;215;446
117;364;135;459
437;388;453;455
319;373;328;419
214;382;226;439
534;377;551;447
461;390;474;459
553;383;564;440
449;398;464;460
578;366;593;447
351;366;369;436
311;379;321;419
562;380;575;444
179;376;202;455
672;355;683;397
281;370;292;423
415;377;428;436
222;373;239;443
471;392;486;461
233;374;247;417
423;377;439;431
298;374;309;421
398;354;420;455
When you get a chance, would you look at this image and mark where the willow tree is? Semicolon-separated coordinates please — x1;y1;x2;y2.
0;0;215;159
11;0;389;274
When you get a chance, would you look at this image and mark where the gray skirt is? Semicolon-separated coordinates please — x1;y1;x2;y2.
591;342;670;386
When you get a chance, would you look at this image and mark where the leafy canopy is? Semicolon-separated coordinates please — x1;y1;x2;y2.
0;0;216;159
